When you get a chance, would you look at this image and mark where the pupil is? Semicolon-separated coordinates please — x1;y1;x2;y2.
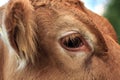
63;37;83;48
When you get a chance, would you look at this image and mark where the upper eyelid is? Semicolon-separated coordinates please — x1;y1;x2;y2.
57;30;80;40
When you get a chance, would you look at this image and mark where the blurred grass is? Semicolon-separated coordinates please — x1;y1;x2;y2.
104;0;120;43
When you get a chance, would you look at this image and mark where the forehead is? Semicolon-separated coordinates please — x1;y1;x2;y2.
34;0;88;26
34;5;95;33
35;4;90;28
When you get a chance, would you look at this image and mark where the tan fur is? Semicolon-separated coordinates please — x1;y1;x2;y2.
0;40;4;80
0;0;120;80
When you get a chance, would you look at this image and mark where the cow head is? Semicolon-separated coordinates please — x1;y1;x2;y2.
1;0;120;80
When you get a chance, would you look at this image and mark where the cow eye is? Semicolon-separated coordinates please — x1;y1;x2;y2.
60;33;85;51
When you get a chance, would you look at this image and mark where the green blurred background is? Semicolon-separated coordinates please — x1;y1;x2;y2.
104;0;120;43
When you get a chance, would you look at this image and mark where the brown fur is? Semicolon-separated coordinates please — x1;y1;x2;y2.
0;0;120;80
0;40;4;80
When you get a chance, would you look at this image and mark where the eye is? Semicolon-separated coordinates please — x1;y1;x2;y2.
60;33;86;51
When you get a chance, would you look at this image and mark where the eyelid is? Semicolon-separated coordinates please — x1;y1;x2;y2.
58;30;80;39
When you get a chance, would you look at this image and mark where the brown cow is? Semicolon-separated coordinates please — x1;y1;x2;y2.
0;0;120;80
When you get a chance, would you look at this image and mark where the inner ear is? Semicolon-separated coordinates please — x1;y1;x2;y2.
13;26;19;52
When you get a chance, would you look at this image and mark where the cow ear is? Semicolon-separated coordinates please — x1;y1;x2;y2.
4;0;37;61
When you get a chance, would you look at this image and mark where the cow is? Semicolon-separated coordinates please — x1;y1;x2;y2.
0;0;120;80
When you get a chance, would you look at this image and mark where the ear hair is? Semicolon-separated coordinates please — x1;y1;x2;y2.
4;0;37;62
